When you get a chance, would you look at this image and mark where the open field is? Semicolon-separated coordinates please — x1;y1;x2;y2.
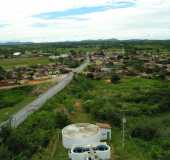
0;57;52;70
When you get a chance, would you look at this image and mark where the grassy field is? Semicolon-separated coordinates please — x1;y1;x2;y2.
0;57;52;70
0;86;35;123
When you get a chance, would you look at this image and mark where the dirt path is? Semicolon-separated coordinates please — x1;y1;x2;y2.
69;100;95;123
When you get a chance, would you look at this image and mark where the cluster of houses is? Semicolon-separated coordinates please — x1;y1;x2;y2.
0;64;73;87
0;51;87;87
1;49;170;87
87;50;170;80
49;52;85;65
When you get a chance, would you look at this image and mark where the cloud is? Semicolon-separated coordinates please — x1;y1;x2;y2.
32;23;49;28
0;24;8;28
0;0;169;42
34;1;135;20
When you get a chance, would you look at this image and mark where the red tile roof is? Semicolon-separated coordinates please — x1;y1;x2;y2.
96;123;111;129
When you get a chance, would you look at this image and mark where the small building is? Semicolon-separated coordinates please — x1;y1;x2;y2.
13;52;21;56
49;54;69;60
96;123;112;141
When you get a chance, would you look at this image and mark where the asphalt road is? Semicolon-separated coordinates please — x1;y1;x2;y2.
10;72;74;127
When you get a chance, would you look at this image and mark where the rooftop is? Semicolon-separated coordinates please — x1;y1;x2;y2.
96;123;112;129
62;123;100;139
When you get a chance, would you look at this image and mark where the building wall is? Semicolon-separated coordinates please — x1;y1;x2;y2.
62;131;101;149
100;128;111;140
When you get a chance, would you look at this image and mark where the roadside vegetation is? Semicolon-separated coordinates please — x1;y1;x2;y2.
0;81;56;123
0;86;35;123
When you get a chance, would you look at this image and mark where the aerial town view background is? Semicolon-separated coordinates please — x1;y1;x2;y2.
0;0;170;160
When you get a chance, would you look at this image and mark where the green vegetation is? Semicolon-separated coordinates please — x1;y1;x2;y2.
111;74;121;83
0;57;51;70
82;76;170;160
0;81;56;123
0;86;33;109
0;75;169;160
0;66;6;80
0;86;35;122
0;39;170;160
1;40;170;58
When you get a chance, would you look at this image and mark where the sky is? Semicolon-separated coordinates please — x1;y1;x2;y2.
0;0;169;42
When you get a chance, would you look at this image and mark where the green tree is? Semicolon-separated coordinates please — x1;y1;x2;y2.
111;74;120;83
55;112;70;129
0;66;6;80
0;145;11;160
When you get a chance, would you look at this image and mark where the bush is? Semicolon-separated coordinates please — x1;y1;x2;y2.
0;66;6;80
6;130;31;155
0;110;70;159
111;74;120;83
0;126;12;143
55;112;70;129
159;99;170;112
0;86;33;109
0;145;11;160
131;126;158;141
152;149;170;160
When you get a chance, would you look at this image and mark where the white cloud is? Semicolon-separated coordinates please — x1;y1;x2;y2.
0;0;169;42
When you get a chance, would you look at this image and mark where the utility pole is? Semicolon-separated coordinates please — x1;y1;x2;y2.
120;109;127;151
122;112;126;150
122;47;125;55
120;43;125;55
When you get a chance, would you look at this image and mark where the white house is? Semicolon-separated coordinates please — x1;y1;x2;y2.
96;123;112;141
13;52;21;56
49;54;69;60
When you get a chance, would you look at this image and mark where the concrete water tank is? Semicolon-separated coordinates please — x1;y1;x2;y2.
62;123;101;149
69;142;111;160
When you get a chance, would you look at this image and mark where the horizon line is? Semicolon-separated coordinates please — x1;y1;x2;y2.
1;38;170;44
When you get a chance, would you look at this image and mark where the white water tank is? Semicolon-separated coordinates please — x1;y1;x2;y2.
62;123;101;149
69;142;111;160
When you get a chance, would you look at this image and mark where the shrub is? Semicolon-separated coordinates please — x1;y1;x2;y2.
131;126;158;141
0;66;6;80
111;74;120;83
55;112;70;129
152;149;170;160
0;145;11;160
159;99;170;112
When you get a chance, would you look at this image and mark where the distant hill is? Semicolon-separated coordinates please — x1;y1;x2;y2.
0;42;33;45
0;39;119;45
1;38;170;46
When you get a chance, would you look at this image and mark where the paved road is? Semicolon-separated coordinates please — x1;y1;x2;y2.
73;55;90;73
0;57;90;129
11;72;74;128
